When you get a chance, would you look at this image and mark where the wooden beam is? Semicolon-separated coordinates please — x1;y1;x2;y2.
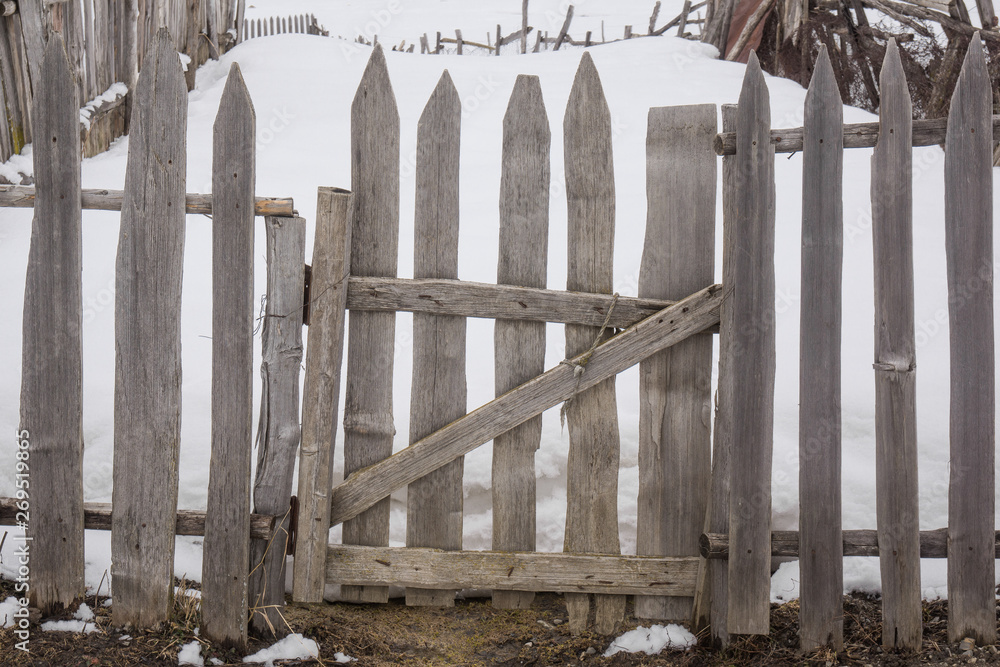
0;185;295;216
701;529;1000;559
325;545;699;597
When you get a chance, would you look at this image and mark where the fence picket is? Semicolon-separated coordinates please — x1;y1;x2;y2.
342;45;400;604
635;104;715;623
20;35;85;614
406;71;465;607
727;52;775;636
111;29;187;629
249;216;305;634
492;74;550;611
944;33;995;646
871;39;922;651
798;46;844;652
563;52;625;635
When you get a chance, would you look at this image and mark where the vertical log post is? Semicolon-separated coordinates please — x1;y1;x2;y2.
562;52;625;636
340;45;400;604
944;33;995;647
798;46;844;652
406;71;466;607
521;0;529;53
492;74;550;611
635;104;715;623
20;34;85;615
292;188;353;603
727;52;776;637
111;28;187;630
871;40;921;651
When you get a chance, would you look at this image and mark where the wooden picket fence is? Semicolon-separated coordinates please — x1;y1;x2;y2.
240;13;326;41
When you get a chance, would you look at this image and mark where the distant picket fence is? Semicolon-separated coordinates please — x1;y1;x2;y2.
239;13;326;41
5;24;1000;659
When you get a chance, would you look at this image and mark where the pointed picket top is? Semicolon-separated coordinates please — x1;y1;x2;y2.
36;32;80;189
353;44;398;122
878;39;912;127
805;45;842;112
504;74;549;139
215;62;256;134
948;32;989;126
41;33;76;105
565;52;611;135
418;69;460;139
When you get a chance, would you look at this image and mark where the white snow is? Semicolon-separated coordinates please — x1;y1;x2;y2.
243;633;320;666
79;82;129;130
334;652;357;663
604;623;697;656
74;602;95;621
0;596;22;628
178;640;205;666
40;618;99;633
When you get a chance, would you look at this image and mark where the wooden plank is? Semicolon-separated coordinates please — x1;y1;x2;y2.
521;0;529;52
19;35;84;615
111;28;186;630
202;62;256;650
944;34;995;647
0;185;294;216
635;104;715;624
249;216;305;634
712;114;1000;155
16;0;46;101
406;71;465;608
798;46;844;653
553;4;573;50
562;52;624;636
292;188;353;604
330;286;722;528
871;39;921;652
493;74;549;611
326;546;699;596
342;44;399;604
727;53;775;637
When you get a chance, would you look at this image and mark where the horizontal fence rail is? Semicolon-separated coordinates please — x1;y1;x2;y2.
0;185;294;216
701;529;1000;559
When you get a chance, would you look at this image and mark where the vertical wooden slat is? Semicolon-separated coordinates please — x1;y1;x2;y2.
116;0;138;93
16;0;46;99
798;46;844;652
405;71;465;608
727;52;775;636
871;39;921;651
249;216;305;635
945;33;995;647
492;74;549;611
562;52;625;636
635;104;715;623
293;187;353;604
340;44;400;605
20;34;85;615
202;61;256;650
111;28;187;630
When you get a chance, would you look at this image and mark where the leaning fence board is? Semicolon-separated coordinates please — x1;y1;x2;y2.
798;47;845;652
292;188;354;603
492;74;550;611
19;35;85;614
871;40;921;652
727;53;775;637
0;185;293;216
111;29;187;630
406;71;465;607
326;546;700;596
202;63;256;650
329;285;722;528
249;216;305;634
635;104;715;623
342;45;400;604
944;34;995;646
562;52;625;636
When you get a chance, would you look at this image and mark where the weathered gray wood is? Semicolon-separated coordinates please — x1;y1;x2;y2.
330;286;722;528
553;4;574;49
0;185;294;216
111;29;187;630
635;104;716;623
521;0;529;52
727;53;775;637
692;104;737;648
202;62;256;650
562;52;624;636
944;34;995;647
292;188;353;604
798;47;844;653
16;0;45;103
342;44;399;604
493;74;549;611
326;546;699;596
19;35;84;615
249;216;305;635
871;40;921;652
406;71;465;608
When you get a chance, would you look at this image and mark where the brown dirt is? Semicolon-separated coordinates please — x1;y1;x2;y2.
1;576;999;666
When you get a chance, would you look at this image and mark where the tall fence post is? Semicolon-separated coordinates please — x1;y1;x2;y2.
944;33;995;646
635;103;715;623
20;34;85;615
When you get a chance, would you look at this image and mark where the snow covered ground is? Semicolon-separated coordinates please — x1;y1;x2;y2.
1;0;999;605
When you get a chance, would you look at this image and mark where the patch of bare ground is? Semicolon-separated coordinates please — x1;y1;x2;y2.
1;576;999;666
